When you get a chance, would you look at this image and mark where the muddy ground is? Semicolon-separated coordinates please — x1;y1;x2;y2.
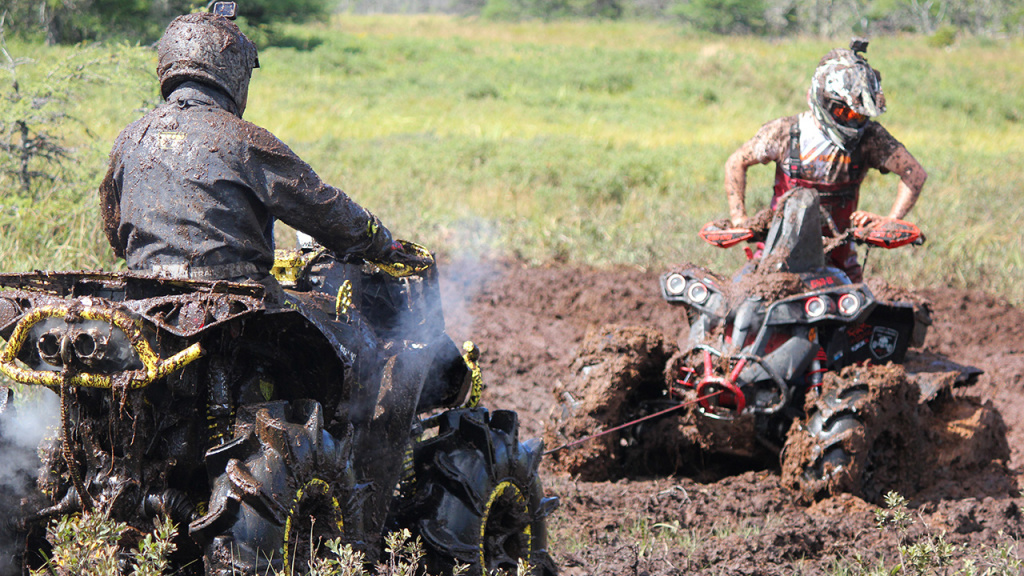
439;258;1024;575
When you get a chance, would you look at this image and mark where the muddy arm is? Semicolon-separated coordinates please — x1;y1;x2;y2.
850;146;927;228
884;147;927;220
725;119;788;227
725;145;755;227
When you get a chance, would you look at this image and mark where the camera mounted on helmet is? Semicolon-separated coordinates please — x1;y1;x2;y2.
210;1;237;19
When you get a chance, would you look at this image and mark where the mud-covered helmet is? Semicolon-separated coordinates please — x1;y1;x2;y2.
808;40;886;150
156;12;259;116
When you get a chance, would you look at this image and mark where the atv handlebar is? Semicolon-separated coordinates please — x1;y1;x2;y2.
698;219;924;249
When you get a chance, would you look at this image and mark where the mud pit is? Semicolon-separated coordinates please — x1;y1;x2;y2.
440;259;1024;575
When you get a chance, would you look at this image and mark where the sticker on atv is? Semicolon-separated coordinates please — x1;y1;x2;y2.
869;326;900;359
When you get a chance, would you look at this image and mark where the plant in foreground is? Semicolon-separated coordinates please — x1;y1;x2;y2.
870;490;1023;576
30;513;176;576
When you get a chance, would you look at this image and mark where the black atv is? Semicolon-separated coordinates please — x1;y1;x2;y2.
0;242;557;575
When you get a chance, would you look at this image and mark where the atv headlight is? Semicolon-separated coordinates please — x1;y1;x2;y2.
664;273;686;297
804;296;829;318
838;292;861;316
687;281;710;304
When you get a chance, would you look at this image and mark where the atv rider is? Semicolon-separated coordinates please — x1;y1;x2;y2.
99;10;428;297
724;40;927;282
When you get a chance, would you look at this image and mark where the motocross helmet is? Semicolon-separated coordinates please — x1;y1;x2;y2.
808;41;886;150
156;12;259;116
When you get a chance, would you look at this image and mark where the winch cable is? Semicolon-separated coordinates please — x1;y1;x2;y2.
544;390;722;456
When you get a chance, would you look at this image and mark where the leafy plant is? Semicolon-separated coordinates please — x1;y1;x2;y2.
867;491;1023;576
30;513;176;576
272;529;471;576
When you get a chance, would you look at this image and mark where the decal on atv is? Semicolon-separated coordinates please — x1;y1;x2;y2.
869;326;900;360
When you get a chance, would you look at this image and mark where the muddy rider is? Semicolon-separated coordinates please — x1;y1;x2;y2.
724;40;927;282
99;8;426;296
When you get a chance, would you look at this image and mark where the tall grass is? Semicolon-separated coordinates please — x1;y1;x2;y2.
2;18;1022;303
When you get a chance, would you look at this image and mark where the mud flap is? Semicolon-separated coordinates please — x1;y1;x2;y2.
825;302;916;367
351;347;430;561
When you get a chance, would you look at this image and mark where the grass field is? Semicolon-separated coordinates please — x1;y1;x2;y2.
2;16;1022;303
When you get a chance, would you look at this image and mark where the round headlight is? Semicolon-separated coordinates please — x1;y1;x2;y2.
687;281;710;304
665;273;686;296
838;292;861;316
804;296;828;318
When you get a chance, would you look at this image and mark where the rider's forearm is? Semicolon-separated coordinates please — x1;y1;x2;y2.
724;154;748;224
887;171;926;220
884;148;927;220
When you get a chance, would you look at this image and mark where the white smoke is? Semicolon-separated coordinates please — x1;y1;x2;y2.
0;386;60;574
0;388;60;484
437;219;503;344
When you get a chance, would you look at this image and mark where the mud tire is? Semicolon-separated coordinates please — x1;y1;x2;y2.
190;400;354;576
782;377;873;503
400;408;557;576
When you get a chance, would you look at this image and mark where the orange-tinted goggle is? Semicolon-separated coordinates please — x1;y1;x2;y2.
829;102;868;127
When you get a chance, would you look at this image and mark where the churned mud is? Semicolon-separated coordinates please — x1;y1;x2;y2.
440;258;1024;575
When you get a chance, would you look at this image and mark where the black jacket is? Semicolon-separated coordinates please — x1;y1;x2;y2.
100;82;393;281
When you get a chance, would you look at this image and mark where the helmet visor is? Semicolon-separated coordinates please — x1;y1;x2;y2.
829;101;868;128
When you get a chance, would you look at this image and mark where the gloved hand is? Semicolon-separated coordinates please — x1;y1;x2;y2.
374;240;434;277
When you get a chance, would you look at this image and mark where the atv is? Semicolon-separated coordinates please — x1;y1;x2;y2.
0;242;558;575
659;187;929;445
545;187;1006;503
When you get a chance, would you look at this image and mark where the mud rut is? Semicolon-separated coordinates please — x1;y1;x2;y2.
439;259;1024;576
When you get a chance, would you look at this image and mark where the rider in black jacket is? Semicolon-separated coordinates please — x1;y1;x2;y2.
100;12;424;295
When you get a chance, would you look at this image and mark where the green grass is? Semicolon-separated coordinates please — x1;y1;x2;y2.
2;17;1023;303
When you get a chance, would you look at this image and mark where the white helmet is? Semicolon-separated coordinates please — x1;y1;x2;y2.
808;40;886;150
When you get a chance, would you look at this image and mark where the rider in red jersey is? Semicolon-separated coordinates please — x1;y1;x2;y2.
724;40;927;282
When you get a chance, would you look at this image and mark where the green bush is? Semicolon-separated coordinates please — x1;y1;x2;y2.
926;25;958;49
668;0;767;34
1;0;331;45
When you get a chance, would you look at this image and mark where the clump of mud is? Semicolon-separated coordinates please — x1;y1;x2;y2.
543;325;677;480
781;363;1013;505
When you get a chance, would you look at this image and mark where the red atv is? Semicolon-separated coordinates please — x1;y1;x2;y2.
547;187;1007;503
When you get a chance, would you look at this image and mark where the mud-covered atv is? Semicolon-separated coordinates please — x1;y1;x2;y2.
546;188;1008;503
0;244;558;575
659;187;931;447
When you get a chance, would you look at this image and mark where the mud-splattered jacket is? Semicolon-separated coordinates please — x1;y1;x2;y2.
100;81;393;281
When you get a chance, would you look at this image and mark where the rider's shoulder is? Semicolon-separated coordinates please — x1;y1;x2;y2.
760;114;799;133
752;114;800;145
858;121;905;162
